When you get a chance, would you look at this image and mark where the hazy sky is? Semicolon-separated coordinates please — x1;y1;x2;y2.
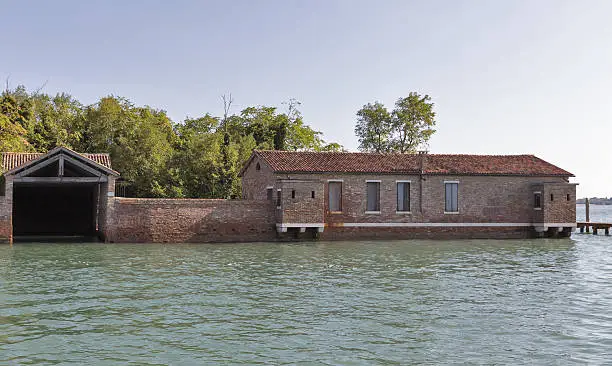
2;0;611;197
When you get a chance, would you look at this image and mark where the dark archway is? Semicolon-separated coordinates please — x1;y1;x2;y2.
12;184;98;237
3;147;119;242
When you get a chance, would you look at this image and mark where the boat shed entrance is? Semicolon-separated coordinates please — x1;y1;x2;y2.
0;147;119;243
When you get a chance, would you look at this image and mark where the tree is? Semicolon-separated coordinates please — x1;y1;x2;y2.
0;91;33;152
354;94;437;153
354;102;392;153
390;92;436;153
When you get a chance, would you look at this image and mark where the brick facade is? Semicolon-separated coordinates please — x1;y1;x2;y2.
0;176;13;243
107;198;277;243
241;152;577;239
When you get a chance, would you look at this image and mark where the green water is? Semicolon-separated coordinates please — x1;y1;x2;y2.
1;209;611;364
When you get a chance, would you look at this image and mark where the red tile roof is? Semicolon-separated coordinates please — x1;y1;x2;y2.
252;150;573;177
1;152;113;172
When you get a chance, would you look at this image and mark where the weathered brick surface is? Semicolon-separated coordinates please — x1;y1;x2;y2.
0;177;13;243
543;183;576;223
241;156;276;200
320;226;534;240
271;173;569;225
107;198;277;243
278;179;325;224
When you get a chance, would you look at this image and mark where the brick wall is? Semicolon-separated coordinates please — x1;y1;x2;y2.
320;226;534;240
272;173;570;225
107;198;277;243
241;156;276;200
0;177;13;243
543;182;576;224
278;179;325;224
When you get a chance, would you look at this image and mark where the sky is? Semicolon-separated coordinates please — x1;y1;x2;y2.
1;0;611;197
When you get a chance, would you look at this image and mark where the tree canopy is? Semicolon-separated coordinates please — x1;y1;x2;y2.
0;86;342;198
355;92;436;153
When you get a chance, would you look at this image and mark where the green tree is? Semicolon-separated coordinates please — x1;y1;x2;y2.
0;91;33;152
354;102;392;153
390;92;436;153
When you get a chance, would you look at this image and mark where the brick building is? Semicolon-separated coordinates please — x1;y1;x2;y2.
1;148;577;243
240;150;577;240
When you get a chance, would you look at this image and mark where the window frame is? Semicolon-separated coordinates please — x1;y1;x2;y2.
534;191;542;210
396;180;411;214
327;180;343;213
444;181;459;214
365;180;381;214
276;189;282;209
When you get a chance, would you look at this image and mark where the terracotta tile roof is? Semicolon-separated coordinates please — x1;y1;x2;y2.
1;152;113;172
253;150;574;177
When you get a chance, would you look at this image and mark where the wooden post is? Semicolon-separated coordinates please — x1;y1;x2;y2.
585;197;590;222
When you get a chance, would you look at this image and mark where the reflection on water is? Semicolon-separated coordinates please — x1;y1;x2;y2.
1;209;611;364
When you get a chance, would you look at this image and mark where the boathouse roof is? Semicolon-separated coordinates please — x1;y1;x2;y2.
1;148;114;173
243;150;574;177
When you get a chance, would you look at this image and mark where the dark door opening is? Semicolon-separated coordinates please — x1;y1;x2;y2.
13;184;97;237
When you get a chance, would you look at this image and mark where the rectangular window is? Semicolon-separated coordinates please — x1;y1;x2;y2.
444;182;458;213
366;181;380;212
567;194;570;201
534;192;542;209
291;190;296;199
0;175;5;197
311;191;315;199
397;182;410;212
276;189;282;208
328;182;342;212
266;188;273;201
550;194;554;201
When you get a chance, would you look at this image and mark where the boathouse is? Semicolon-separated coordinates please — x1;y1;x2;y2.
0;147;119;243
240;150;577;239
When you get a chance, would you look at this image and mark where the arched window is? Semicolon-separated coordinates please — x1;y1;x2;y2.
256;162;261;171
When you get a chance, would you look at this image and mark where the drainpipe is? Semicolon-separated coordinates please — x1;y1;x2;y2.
418;151;428;214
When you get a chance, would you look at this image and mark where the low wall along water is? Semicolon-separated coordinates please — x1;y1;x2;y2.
106;198;277;243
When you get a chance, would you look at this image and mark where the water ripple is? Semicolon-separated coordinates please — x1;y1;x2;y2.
1;233;611;364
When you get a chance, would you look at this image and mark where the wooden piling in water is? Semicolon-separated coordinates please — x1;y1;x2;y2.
585;198;590;232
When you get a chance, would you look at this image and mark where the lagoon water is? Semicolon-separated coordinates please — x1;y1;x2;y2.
1;205;611;364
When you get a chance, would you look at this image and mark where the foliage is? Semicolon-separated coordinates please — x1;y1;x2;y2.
355;93;437;153
0;86;342;198
354;102;392;153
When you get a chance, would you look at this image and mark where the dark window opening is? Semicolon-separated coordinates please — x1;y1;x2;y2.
291;190;296;199
397;182;410;212
256;162;261;171
534;193;542;208
311;191;315;199
0;175;5;197
445;183;459;212
567;194;570;201
550;194;554;201
267;188;273;200
276;190;282;207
